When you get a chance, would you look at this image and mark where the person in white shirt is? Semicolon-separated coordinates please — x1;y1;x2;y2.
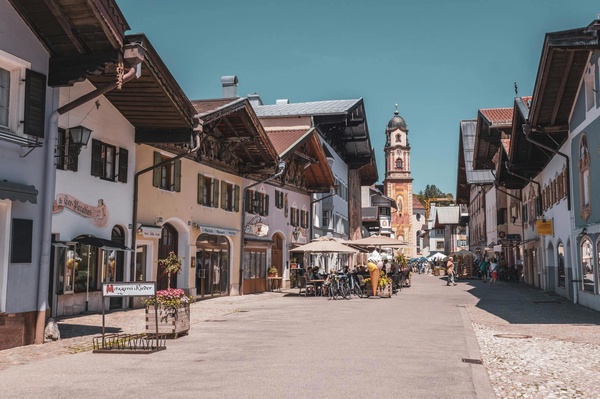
489;258;498;286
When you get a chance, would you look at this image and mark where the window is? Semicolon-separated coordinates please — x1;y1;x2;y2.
91;139;128;183
578;135;591;220
300;209;308;228
198;174;219;207
436;241;445;250
135;245;147;282
580;238;594;293
10;218;33;263
245;190;268;215
152;151;181;192
557;242;565;288
220;181;239;212
56;128;78;171
274;190;284;209
557;171;564;200
379;207;391;216
0;50;46;139
290;207;300;227
322;209;330;229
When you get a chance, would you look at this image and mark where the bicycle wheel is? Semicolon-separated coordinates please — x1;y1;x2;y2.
340;281;350;299
354;284;363;298
328;283;338;300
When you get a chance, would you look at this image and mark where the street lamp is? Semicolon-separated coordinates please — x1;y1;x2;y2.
67;126;92;154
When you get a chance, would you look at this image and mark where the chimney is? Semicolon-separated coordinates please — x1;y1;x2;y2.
248;92;263;107
221;75;238;98
275;99;289;105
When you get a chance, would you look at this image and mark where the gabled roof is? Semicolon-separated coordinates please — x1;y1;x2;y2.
456;120;494;204
265;128;335;192
413;195;425;211
254;98;377;184
435;206;460;227
9;0;130;86
190;98;278;175
473;107;514;169
254;99;362;117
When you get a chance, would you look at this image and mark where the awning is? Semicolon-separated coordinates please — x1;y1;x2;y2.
72;234;132;251
51;239;71;248
0;180;38;203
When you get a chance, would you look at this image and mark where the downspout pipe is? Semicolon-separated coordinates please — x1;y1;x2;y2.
523;123;571;211
130;132;202;286
238;161;286;295
35;66;138;344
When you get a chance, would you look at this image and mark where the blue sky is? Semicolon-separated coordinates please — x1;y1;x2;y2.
118;0;599;195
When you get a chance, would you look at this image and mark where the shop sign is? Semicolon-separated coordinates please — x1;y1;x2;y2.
244;216;269;237
52;193;108;227
140;225;162;238
200;225;238;237
493;244;503;252
102;282;155;297
536;220;553;236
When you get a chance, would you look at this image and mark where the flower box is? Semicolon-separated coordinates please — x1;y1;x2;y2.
365;283;392;298
145;303;190;338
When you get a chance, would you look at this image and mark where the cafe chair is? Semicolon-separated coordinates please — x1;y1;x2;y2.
298;276;316;297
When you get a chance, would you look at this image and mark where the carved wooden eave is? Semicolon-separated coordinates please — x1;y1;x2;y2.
92;34;196;136
9;0;130;86
192;98;279;177
274;128;335;194
529;20;600;143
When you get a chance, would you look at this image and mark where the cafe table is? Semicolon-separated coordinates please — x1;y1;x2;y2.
309;279;325;296
267;276;283;292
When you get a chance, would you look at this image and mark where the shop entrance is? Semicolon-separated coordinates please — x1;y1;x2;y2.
243;248;266;294
195;234;229;299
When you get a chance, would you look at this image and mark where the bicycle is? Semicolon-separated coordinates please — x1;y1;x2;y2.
347;272;364;298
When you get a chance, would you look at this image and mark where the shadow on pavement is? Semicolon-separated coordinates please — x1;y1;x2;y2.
58;324;122;338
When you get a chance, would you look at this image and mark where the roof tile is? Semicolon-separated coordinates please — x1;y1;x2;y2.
480;108;513;126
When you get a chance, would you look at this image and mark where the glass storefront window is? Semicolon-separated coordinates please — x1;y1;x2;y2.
75;244;97;293
581;238;594;293
135;245;146;281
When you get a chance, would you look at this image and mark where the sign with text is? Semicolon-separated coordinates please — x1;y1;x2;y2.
536;220;553;236
53;193;108;227
102;282;155;297
200;225;238;237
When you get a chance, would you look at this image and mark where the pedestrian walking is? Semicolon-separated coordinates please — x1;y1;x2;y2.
479;258;489;283
446;257;456;286
489;258;498;286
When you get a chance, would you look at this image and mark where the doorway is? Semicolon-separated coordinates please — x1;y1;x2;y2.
195;234;229;299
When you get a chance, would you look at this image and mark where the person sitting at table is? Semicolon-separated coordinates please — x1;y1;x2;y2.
306;266;315;281
312;267;322;280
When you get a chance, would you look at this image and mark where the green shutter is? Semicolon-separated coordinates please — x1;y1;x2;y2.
213;179;219;207
24;69;46;138
221;181;227;209
197;174;204;204
118;148;128;183
91;139;102;177
152;152;162;187
173;159;182;192
234;185;240;212
265;194;269;216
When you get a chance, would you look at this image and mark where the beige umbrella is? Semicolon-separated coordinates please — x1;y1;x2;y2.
349;235;408;248
290;239;360;253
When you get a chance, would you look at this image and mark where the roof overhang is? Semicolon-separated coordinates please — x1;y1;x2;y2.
473;110;512;170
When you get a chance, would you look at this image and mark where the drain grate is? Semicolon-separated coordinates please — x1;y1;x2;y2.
462;358;483;365
493;333;532;339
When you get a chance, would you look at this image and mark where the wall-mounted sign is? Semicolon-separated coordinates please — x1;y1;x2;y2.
102;282;155;297
53;193;108;227
244;216;269;237
200;225;238;237
139;225;162;239
536;220;553;236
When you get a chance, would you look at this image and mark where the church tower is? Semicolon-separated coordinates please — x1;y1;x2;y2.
383;105;414;254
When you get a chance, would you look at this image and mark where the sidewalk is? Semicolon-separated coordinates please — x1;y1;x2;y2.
0;291;281;371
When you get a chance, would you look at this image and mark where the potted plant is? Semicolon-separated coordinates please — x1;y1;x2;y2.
363;275;393;298
268;266;278;277
158;251;182;290
143;288;194;338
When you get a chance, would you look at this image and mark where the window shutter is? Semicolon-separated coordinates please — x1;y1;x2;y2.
265;194;269;215
197;174;204;204
91;139;102;177
245;190;253;213
173;159;182;192
234;185;240;212
24;69;46;138
152;152;162;187
275;191;279;208
118;148;128;183
11;219;33;263
254;191;261;214
221;180;227;209
67;144;79;172
213;179;219;207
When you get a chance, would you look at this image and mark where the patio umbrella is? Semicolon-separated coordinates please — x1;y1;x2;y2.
290;239;360;253
349;235;408;248
427;252;447;261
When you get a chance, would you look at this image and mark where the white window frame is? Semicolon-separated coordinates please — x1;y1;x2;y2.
0;49;30;136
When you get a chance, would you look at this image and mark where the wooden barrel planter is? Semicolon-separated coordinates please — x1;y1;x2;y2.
145;303;190;338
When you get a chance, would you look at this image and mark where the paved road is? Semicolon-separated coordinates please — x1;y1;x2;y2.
3;273;600;398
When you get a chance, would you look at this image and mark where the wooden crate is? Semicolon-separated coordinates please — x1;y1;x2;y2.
145;304;190;338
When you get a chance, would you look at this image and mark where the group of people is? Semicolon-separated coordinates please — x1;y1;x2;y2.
477;257;498;286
